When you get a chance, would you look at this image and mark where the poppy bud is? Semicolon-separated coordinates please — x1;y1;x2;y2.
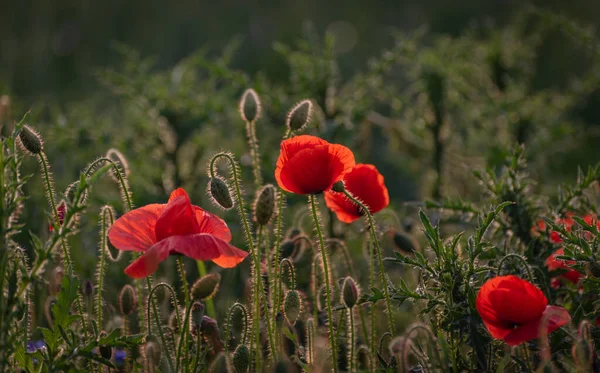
286;100;313;131
106;148;130;178
283;290;301;325
585;261;600;278
200;316;224;353
331;181;345;193
572;338;593;370
144;341;161;369
253;185;276;225
232;344;250;373
392;231;419;254
287;228;302;239
18;125;43;155
191;302;205;328
239;89;261;123
341;277;359;309
118;285;137;316
83;279;94;298
279;240;296;259
191;273;221;300
208;177;234;210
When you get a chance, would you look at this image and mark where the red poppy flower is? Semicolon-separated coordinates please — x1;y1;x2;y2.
324;164;389;223
476;275;570;346
275;135;355;195
108;188;248;278
545;248;582;287
49;202;66;232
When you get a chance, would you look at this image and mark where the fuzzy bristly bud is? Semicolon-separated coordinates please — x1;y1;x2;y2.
253;184;276;226
144;341;161;369
191;302;205;328
239;89;261;123
283;290;302;325
82;279;94;298
331;181;345;193
232;344;250;373
279;240;297;259
342;277;359;309
191;273;221;300
392;231;419;254
118;284;137;316
18;125;43;155
208;177;234;210
286;99;313;131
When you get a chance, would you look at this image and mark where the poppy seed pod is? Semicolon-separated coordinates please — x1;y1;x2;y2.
18;125;43;155
283;290;302;325
239;89;261;123
191;302;206;328
253;184;276;226
331;181;345;193
342;277;360;309
232;344;250;373
392;231;419;254
208;177;234;210
286;100;313;131
118;285;137;316
191;273;221;300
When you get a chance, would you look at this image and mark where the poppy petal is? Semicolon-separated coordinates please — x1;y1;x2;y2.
164;234;248;267
194;207;232;243
324;164;389;223
155;191;201;241
108;204;164;252
504;306;570;346
168;188;189;203
124;242;170;278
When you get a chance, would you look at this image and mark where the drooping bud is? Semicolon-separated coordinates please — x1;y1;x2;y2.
18;125;43;155
118;285;137;316
279;240;297;259
191;273;221;301
286;100;313;132
232;344;250;373
392;231;419;254
144;341;161;369
200;316;224;353
283;290;301;325
253;184;276;226
83;279;94;298
331;181;345;193
207;177;234;210
239;89;261;123
191;302;205;328
287;228;302;239
106;148;130;178
341;277;359;309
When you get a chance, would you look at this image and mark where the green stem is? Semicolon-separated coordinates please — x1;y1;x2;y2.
209;153;276;361
176;257;191;372
309;194;338;372
343;190;395;335
348;307;355;373
96;207;114;329
245;120;262;189
196;261;216;318
272;193;285;334
146;282;177;372
368;240;376;366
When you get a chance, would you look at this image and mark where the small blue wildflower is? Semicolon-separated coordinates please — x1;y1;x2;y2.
26;341;36;353
114;349;126;366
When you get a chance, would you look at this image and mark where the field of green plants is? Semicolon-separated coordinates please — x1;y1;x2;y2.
2;5;600;373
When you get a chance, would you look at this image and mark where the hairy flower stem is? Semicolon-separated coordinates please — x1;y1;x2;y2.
343;191;395;335
347;307;356;373
245;120;262;189
37;152;89;339
309;194;339;372
271;193;285;334
147;283;178;372
96;207;114;328
209;153;276;362
176;257;191;372
195;261;216;318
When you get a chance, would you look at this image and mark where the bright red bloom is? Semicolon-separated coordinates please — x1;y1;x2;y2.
108;188;248;278
545;248;583;287
476;275;570;346
275;135;355;195
324;164;389;223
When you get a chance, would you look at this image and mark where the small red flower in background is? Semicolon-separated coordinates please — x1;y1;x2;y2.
324;164;389;223
545;248;583;288
476;275;570;346
49;202;66;232
108;188;248;279
275;135;355;195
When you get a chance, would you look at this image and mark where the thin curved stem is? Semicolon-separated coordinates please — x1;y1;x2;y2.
343;190;395;335
309;194;338;372
96;207;114;329
245;120;262;189
279;258;296;290
84;157;133;210
209;153;276;361
497;253;533;281
176;257;191;372
146;283;178;372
